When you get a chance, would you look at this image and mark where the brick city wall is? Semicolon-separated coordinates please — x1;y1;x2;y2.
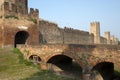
39;20;94;45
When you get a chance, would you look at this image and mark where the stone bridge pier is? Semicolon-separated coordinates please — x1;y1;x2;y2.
18;44;120;80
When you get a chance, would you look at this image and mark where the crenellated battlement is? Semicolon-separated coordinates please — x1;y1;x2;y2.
64;27;89;35
90;22;100;27
39;20;58;27
0;0;39;20
2;2;17;17
29;8;39;19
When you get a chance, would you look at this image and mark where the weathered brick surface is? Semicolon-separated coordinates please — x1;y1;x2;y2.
0;0;118;47
39;20;94;44
0;0;39;19
0;1;119;79
0;19;39;47
18;44;120;69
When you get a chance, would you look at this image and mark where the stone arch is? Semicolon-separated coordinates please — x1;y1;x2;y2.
14;31;29;47
91;62;114;80
47;54;72;65
29;54;42;64
46;52;83;67
46;53;82;78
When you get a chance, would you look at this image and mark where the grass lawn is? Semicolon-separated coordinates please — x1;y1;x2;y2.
0;48;77;80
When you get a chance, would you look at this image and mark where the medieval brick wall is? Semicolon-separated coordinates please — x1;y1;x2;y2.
16;0;28;16
0;0;118;47
0;19;39;47
100;36;107;44
39;20;63;44
39;20;94;45
62;27;94;44
0;0;4;16
104;32;111;44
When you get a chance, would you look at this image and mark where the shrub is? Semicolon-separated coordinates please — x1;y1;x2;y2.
12;48;33;66
0;16;2;18
5;15;19;19
28;18;37;24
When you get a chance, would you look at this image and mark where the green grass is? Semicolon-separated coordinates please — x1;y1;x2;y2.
12;48;34;66
5;15;19;19
0;48;76;80
114;70;120;78
27;18;37;24
21;70;76;80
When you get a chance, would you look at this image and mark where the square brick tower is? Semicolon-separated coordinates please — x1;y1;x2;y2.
104;32;111;44
0;0;28;18
90;22;101;44
0;0;39;48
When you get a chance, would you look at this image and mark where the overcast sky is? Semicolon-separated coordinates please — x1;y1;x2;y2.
28;0;120;40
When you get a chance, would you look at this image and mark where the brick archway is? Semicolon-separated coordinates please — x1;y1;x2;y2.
46;54;82;78
47;54;72;64
29;54;42;64
14;31;29;47
45;52;83;68
46;53;73;63
91;62;114;80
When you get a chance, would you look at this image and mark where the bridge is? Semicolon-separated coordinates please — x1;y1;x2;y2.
18;44;120;80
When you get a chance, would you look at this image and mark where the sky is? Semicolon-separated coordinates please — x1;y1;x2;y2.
28;0;120;40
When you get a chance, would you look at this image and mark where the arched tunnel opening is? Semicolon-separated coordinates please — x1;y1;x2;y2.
14;31;29;48
47;55;82;79
29;55;41;64
91;62;114;80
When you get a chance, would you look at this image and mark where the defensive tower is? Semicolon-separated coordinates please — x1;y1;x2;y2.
0;0;40;48
0;0;39;19
90;22;100;44
104;32;111;44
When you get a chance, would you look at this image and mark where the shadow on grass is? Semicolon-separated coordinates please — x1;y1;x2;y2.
54;62;82;79
114;71;120;80
19;62;82;80
20;70;77;80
